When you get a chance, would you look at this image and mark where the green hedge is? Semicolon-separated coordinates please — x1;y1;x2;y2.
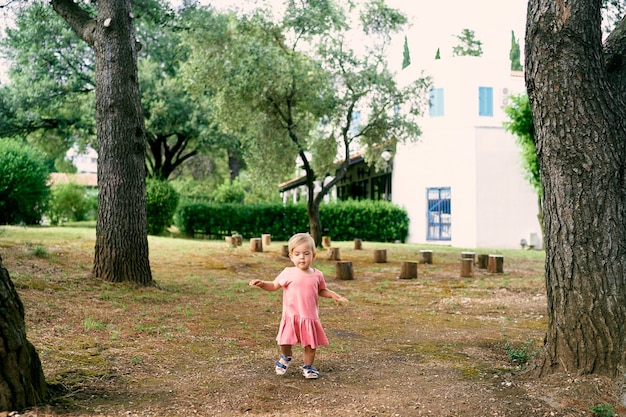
175;200;408;242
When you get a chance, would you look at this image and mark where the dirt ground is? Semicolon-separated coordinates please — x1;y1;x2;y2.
1;227;624;417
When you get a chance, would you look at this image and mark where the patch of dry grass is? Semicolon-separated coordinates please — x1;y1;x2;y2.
0;226;621;416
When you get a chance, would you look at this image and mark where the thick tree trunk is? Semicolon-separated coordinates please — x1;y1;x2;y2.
0;256;47;411
91;0;153;284
52;0;153;285
526;0;626;377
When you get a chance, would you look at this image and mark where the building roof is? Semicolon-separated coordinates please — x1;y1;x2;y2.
278;153;366;192
48;173;98;187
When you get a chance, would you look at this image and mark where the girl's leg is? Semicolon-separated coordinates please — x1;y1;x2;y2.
275;345;292;375
303;345;316;366
302;345;319;379
279;345;293;358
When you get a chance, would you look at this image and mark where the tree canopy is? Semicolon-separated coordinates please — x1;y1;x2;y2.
0;0;230;181
182;0;429;245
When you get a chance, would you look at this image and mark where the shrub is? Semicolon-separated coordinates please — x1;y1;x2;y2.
47;182;95;225
0;140;50;225
146;178;179;235
175;200;408;242
210;179;245;204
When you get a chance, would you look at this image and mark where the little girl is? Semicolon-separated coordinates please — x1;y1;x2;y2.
249;233;348;379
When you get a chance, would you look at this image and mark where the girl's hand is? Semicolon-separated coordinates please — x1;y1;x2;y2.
249;279;263;287
333;295;348;305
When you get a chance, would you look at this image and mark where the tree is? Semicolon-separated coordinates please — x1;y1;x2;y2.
183;0;429;246
1;1;230;182
503;94;540;222
0;139;50;225
0;3;96;170
0;256;47;411
434;47;441;60
452;28;483;57
526;0;626;384
509;30;522;71
402;34;410;69
51;0;152;284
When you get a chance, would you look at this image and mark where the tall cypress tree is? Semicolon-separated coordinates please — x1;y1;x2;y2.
402;35;411;69
510;30;522;71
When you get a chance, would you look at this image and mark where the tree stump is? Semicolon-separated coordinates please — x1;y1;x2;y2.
460;258;473;277
354;239;363;250
419;250;433;264
232;234;243;247
328;247;341;261
373;249;387;263
399;261;418;279
281;245;290;257
0;255;48;410
488;255;504;273
225;236;236;248
322;236;331;248
461;251;476;263
336;261;354;280
477;254;489;269
250;238;263;252
262;233;271;247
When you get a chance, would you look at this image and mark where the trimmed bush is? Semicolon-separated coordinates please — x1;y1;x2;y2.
146;179;179;235
47;183;96;225
175;200;408;242
0;140;50;225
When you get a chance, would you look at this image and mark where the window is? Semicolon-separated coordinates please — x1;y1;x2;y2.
427;187;451;241
478;86;493;116
429;88;444;117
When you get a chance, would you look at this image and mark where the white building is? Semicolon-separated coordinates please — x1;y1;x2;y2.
392;56;541;249
66;146;98;174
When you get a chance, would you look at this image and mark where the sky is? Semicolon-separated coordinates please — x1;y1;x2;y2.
0;0;528;83
198;0;529;71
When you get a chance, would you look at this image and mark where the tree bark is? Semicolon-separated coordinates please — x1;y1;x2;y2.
52;0;153;285
526;0;626;378
0;256;47;411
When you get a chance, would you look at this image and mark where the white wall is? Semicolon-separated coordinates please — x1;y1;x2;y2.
393;56;542;249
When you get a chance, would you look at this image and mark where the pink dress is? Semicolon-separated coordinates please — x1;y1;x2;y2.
274;267;329;349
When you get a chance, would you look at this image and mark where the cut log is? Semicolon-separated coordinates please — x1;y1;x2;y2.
419;250;433;264
250;238;263;252
262;233;271;247
461;251;476;263
232;234;243;247
488;255;504;273
373;249;387;263
225;236;236;248
322;236;331;248
328;247;341;261
477;254;489;269
354;239;363;250
460;258;473;277
336;261;354;280
281;245;289;257
399;261;418;279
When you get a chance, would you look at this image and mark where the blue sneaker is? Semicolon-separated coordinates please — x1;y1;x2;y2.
301;365;319;379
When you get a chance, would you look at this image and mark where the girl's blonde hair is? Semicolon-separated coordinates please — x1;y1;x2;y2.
288;233;316;254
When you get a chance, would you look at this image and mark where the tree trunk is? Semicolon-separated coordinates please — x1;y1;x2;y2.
0;256;47;411
526;0;626;378
307;198;323;248
52;0;153;285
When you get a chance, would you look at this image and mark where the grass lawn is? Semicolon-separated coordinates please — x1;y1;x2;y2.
0;225;620;417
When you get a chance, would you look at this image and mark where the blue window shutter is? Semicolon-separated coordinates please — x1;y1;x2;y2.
429;88;444;117
479;87;493;116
